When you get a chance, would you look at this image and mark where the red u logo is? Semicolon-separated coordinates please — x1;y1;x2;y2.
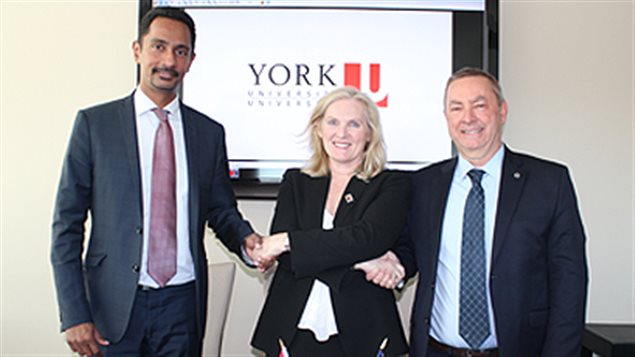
343;63;388;107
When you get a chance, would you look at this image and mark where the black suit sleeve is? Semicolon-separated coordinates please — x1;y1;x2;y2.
392;170;427;281
393;216;419;281
541;167;588;356
205;127;253;255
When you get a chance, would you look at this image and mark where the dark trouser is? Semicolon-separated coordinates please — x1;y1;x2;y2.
101;282;200;357
271;329;346;357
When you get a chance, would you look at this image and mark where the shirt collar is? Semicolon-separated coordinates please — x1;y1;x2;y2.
456;145;505;182
134;87;181;120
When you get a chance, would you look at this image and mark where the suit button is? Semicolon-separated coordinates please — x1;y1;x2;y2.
132;264;140;273
424;318;430;326
135;226;143;235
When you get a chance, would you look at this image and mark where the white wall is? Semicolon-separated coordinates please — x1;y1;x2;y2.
499;0;634;323
1;1;138;355
1;1;632;356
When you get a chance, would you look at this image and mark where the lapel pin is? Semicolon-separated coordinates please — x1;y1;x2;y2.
513;171;521;179
344;193;354;204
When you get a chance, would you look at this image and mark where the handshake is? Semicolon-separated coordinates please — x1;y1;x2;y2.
242;233;406;289
243;232;291;272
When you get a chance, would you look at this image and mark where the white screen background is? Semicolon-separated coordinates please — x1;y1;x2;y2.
184;8;453;171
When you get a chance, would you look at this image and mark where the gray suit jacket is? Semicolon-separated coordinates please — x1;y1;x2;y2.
51;93;253;342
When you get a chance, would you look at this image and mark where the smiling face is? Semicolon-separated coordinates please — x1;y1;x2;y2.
318;98;371;172
133;17;195;107
444;75;508;167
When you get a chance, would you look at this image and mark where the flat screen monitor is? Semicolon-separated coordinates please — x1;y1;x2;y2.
143;0;498;198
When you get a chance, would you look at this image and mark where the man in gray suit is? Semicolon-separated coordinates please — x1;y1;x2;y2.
51;7;261;356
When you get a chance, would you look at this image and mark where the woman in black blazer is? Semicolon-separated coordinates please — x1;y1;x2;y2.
251;87;410;357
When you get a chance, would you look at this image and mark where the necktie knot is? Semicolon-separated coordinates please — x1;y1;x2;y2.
467;169;485;185
152;108;170;122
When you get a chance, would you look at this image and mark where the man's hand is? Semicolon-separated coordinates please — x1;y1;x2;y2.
65;322;109;356
253;232;289;272
354;250;405;289
243;232;263;262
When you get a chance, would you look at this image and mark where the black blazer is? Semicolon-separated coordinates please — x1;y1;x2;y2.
251;169;411;357
51;93;253;343
395;147;588;357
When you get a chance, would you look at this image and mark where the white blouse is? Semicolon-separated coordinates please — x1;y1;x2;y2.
296;210;339;341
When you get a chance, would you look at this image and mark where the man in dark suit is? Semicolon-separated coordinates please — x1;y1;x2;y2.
51;7;261;356
362;67;588;356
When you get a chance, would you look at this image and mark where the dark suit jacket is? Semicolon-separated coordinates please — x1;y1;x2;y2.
395;147;588;357
251;169;410;357
51;93;253;343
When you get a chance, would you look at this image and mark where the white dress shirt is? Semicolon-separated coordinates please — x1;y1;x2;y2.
296;210;339;341
430;146;504;349
134;89;195;288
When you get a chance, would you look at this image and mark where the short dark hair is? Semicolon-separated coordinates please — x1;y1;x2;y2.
138;7;196;54
444;67;505;105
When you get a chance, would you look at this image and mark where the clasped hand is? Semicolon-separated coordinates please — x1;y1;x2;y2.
244;232;289;272
353;250;405;289
245;234;404;289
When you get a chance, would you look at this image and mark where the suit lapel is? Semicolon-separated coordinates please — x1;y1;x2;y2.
180;105;199;238
333;176;366;226
429;159;457;255
312;177;330;227
491;148;526;265
119;95;143;216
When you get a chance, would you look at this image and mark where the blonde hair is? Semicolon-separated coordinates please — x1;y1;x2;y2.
302;87;386;181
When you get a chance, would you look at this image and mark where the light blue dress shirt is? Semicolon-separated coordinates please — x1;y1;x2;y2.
430;145;504;349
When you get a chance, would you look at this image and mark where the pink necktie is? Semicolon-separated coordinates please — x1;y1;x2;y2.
148;108;177;287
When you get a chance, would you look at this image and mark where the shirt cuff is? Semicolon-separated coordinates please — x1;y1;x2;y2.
240;244;256;267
